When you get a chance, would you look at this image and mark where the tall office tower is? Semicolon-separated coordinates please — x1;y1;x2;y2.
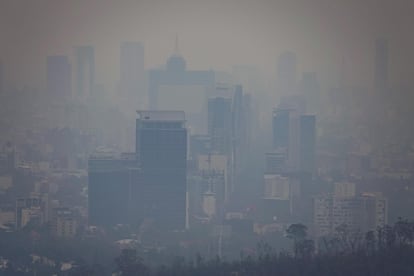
272;108;291;151
232;85;244;178
299;115;316;174
148;47;215;134
75;46;95;99
300;72;319;112
120;42;145;106
0;142;16;174
263;174;291;222
197;154;228;217
88;153;140;226
374;38;389;94
232;65;262;94
208;97;233;155
47;55;72;99
272;107;301;172
276;51;297;97
265;151;287;174
136;111;187;229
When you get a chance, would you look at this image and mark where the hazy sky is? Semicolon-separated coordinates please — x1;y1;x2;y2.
1;0;413;89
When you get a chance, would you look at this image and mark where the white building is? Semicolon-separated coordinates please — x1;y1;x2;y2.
313;193;388;237
263;174;290;200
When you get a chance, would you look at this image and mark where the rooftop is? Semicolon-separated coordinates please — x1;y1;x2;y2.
136;110;185;122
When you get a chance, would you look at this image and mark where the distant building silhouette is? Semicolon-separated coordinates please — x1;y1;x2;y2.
148;44;215;134
300;72;319;112
272;105;316;174
136;111;187;229
277;51;297;97
0;142;16;174
272;108;291;151
120;41;145;107
299;115;316;174
189;135;211;160
232;65;261;95
374;38;389;93
75;46;95;100
47;55;72;99
208;97;233;155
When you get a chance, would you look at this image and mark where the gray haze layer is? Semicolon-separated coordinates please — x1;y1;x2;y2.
1;0;414;89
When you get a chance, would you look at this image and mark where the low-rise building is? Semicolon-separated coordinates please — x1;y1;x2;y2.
51;208;77;238
313;193;387;237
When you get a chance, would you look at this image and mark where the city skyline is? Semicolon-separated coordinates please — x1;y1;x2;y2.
1;0;414;274
1;0;414;88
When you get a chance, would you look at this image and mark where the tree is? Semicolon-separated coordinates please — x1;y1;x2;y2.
114;249;149;276
365;230;376;254
286;223;308;258
394;217;414;246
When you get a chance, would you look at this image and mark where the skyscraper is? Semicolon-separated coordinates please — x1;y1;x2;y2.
208;97;233;155
272;108;291;151
374;38;389;93
300;72;319;112
277;51;297;97
88;153;140;226
75;46;95;99
120;42;145;106
274;106;301;171
148;47;215;134
47;55;72;99
136;111;187;229
273;106;314;173
299;115;316;174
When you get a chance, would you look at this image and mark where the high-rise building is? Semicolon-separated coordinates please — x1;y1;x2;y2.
136;111;187;229
264;174;290;200
51;208;78;238
148;47;215;134
232;65;262;95
15;195;48;229
47;55;72;99
75;46;95;99
300;72;319;112
189;135;211;161
272;106;315;174
334;182;356;198
374;38;389;93
88;153;140;226
0;142;15;174
272;108;291;151
120;42;145;106
299;115;316;174
232;85;245;177
265;151;287;174
198;154;228;214
208;97;233;155
277;51;297;96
